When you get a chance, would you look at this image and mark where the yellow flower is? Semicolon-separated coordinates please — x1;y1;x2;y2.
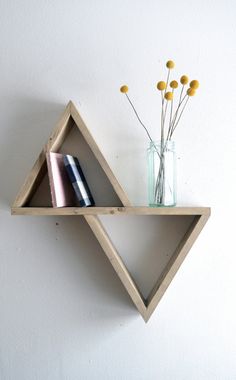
187;88;196;96
164;92;173;101
166;60;175;69
190;80;199;89
157;81;167;91
180;75;189;85
170;80;178;89
120;85;129;93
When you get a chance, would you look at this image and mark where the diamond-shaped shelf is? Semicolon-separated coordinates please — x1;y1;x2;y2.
11;101;210;322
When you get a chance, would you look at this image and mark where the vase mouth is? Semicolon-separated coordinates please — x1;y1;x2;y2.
148;140;175;149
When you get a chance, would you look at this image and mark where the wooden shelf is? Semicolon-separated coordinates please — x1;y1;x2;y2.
11;101;210;322
11;206;210;216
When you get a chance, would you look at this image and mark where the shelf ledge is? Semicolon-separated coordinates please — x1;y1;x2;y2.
11;206;211;216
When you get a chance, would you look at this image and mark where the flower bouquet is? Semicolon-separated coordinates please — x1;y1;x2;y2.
120;60;199;206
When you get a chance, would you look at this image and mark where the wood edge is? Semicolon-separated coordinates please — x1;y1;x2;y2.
84;214;147;317
46;102;72;152
146;216;201;309
11;206;211;216
70;101;131;207
145;214;210;321
12;150;47;207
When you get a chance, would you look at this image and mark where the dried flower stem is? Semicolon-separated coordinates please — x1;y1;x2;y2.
170;96;189;138
169;91;174;135
161;92;164;142
164;69;170;97
125;93;153;143
179;85;184;103
167;94;188;139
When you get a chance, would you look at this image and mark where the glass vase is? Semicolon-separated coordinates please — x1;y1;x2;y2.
147;140;176;207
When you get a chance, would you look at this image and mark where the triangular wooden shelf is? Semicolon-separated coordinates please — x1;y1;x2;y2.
11;101;210;322
12;100;130;209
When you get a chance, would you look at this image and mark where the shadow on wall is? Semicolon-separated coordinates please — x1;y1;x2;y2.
58;216;137;319
7;215;137;346
0;96;65;208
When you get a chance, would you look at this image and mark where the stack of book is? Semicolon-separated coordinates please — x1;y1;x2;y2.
46;152;95;208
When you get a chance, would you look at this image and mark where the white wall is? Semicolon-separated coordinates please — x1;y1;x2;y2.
1;1;236;379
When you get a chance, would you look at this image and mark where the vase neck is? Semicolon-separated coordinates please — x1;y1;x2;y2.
149;140;175;149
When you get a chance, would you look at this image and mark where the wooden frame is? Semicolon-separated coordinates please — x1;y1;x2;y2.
85;210;210;322
12;100;130;209
11;101;210;322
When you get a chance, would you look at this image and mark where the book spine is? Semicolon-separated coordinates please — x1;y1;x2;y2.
64;155;95;207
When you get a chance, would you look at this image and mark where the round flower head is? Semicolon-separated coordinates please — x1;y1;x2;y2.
120;85;129;93
190;80;199;89
164;91;173;101
166;60;175;69
187;88;196;97
157;81;167;91
170;80;178;89
180;75;189;85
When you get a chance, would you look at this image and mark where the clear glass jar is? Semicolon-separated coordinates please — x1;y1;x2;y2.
147;140;176;207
